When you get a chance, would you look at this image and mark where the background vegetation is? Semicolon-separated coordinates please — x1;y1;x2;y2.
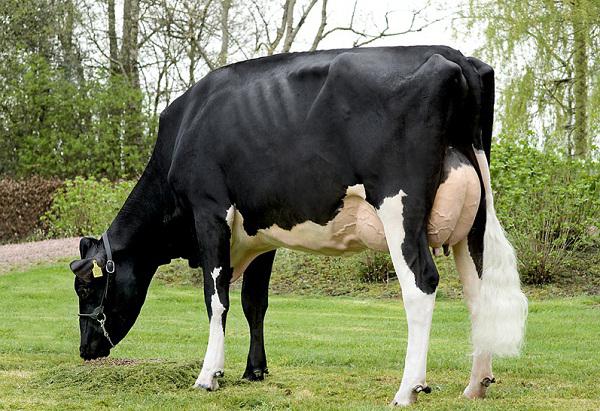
32;140;599;293
0;177;62;243
0;0;598;293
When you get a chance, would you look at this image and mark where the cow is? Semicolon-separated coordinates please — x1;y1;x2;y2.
70;45;528;406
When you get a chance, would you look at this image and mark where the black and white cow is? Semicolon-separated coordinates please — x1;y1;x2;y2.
70;45;527;406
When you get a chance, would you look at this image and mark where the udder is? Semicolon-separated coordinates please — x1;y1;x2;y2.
427;148;481;250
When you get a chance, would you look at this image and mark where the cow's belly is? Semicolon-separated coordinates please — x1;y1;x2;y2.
228;185;387;281
229;161;480;282
256;185;388;255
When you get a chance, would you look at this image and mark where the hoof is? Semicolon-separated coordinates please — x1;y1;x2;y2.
391;384;429;407
390;394;416;407
194;369;224;391
242;367;269;381
463;376;494;400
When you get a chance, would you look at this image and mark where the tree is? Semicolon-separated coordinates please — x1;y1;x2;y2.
461;0;599;158
1;0;440;179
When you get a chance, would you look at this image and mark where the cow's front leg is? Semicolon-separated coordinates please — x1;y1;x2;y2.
241;250;276;381
377;191;438;406
193;214;232;391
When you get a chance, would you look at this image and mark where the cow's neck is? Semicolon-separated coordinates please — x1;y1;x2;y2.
106;163;176;268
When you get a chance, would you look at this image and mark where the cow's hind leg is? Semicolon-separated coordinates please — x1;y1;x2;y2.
453;239;494;399
377;191;438;406
241;250;276;381
193;212;232;391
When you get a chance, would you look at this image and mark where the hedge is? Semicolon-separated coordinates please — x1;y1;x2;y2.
0;177;63;244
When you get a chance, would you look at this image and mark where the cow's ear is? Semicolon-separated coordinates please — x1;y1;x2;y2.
79;237;98;259
70;258;94;283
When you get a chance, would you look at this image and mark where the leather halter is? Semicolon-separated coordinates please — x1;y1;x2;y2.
78;232;116;347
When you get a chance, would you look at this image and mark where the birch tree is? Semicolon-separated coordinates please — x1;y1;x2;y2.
462;0;599;158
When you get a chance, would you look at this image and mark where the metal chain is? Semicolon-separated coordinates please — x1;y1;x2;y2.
97;313;115;347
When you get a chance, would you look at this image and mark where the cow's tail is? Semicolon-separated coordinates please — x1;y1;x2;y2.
471;151;528;357
468;58;528;358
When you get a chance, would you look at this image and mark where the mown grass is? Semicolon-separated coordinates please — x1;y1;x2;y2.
1;264;599;410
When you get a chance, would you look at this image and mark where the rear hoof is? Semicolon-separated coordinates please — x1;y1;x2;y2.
463;376;494;399
242;367;268;381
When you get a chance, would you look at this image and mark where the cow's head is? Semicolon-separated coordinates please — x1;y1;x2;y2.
70;235;153;360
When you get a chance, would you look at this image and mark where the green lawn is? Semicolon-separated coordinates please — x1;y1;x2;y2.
1;264;599;410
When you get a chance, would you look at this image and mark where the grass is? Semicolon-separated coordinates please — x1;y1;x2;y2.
1;264;600;410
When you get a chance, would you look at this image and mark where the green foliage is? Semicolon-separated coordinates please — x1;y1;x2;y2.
357;250;395;283
462;0;599;156
491;139;600;284
0;53;155;179
42;177;134;237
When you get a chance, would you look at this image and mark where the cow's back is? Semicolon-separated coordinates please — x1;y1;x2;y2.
165;46;479;235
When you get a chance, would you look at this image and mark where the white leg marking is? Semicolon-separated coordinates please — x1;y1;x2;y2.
194;267;226;390
453;239;493;399
377;192;436;406
472;149;528;357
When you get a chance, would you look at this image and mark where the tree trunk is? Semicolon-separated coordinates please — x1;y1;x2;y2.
58;0;84;83
121;0;144;176
108;0;119;76
121;0;140;89
216;0;232;68
572;0;589;158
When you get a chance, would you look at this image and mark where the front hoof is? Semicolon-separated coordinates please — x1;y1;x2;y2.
390;391;417;407
390;396;416;407
242;367;269;381
391;384;431;406
194;370;223;391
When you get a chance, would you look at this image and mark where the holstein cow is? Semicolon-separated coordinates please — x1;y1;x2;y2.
70;45;527;406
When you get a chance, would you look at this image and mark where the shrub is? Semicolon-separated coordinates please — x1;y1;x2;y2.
358;251;395;283
0;177;63;243
42;177;135;238
491;139;600;284
0;54;155;180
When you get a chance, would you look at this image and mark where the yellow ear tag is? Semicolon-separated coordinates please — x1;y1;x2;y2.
92;260;103;278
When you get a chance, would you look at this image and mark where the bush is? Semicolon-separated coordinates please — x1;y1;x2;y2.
491;139;600;284
42;177;135;238
358;251;395;283
0;54;155;179
0;177;63;244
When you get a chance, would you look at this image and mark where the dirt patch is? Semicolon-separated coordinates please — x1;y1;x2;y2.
0;237;79;273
